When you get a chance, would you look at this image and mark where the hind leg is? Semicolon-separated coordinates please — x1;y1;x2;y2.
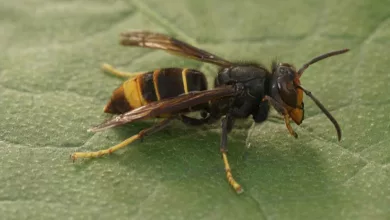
101;63;146;78
71;117;173;161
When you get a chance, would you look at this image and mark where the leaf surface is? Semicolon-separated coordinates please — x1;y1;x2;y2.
1;0;390;219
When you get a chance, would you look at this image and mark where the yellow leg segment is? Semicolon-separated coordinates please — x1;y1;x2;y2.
101;63;145;78
71;118;173;161
263;95;298;138
71;134;140;161
222;152;243;194
284;114;298;138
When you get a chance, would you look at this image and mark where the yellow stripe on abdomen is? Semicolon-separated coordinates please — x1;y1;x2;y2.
181;68;189;94
135;74;147;106
153;69;161;101
123;78;144;109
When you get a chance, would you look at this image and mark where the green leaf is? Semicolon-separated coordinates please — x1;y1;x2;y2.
1;0;389;219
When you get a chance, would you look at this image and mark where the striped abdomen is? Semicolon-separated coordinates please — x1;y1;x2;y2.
104;68;208;114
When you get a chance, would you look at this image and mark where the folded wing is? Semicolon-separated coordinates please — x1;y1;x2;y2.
89;86;236;132
120;31;233;67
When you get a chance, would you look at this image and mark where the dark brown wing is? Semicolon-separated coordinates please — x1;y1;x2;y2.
120;31;233;67
89;86;236;132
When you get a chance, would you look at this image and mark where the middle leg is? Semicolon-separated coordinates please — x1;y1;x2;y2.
220;115;243;194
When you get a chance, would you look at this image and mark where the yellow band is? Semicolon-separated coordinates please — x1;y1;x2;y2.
182;68;189;94
153;69;161;100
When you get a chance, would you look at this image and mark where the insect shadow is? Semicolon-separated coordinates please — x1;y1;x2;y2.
105;120;341;199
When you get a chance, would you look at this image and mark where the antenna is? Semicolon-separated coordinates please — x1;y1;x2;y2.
297;49;349;77
297;85;342;141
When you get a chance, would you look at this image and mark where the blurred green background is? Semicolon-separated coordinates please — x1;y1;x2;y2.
1;0;389;219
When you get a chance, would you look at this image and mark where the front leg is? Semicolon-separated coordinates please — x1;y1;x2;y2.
231;101;252;118
220;115;243;194
263;96;298;138
252;101;270;123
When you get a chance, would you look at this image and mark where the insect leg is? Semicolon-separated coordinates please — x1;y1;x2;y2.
263;96;298;138
283;115;298;138
263;96;284;115
179;115;208;126
231;101;253;118
101;63;146;78
220;115;243;194
268;114;284;121
71;117;174;161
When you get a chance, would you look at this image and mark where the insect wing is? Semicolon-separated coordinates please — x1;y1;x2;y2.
89;86;236;132
120;31;233;67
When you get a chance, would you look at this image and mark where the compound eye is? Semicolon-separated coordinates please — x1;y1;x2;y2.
277;73;298;107
279;84;298;107
277;67;295;90
274;65;301;108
